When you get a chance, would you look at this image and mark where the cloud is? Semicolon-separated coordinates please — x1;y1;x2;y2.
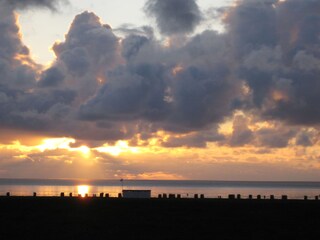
0;0;68;10
228;0;320;126
1;0;320;151
79;29;240;133
144;0;202;35
50;11;120;101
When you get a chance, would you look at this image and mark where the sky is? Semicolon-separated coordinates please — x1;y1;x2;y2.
1;0;320;181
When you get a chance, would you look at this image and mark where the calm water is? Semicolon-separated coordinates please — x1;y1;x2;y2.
0;179;320;199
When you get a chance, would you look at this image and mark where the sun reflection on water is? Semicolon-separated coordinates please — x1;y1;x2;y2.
77;185;90;197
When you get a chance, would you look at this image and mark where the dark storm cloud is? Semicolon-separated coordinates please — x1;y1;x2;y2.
1;0;67;10
2;0;320;149
225;0;277;58
79;29;240;133
144;0;202;35
229;115;253;146
38;67;65;87
227;0;320;126
50;11;120;101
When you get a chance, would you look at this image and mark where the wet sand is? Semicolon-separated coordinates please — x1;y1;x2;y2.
0;197;319;239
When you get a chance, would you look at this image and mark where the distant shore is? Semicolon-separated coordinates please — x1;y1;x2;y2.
1;197;320;239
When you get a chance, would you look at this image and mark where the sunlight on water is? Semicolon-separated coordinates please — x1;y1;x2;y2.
77;185;89;197
0;180;320;199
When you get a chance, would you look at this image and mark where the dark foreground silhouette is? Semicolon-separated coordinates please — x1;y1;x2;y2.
0;197;319;239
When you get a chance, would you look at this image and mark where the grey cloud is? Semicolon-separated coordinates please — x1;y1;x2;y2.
161;127;224;148
1;0;68;10
230;0;320;126
229;115;253;146
295;132;313;147
38;67;65;87
145;0;202;35
256;127;296;148
51;11;120;101
79;29;240;133
225;0;277;58
3;0;320;149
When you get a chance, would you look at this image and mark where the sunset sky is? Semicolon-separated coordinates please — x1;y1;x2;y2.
1;0;320;181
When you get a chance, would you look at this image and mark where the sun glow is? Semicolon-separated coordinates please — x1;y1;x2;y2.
77;185;90;197
37;138;91;156
95;140;139;156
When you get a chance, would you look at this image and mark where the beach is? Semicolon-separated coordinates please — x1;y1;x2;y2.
1;197;319;239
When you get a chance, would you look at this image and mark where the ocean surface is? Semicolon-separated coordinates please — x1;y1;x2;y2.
0;179;320;199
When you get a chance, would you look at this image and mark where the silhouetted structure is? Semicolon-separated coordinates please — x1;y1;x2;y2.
123;190;151;199
169;194;175;199
228;194;235;199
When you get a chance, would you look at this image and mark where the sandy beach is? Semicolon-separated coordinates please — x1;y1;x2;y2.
0;197;319;239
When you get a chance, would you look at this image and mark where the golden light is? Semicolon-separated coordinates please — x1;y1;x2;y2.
37;138;75;152
77;185;90;197
95;140;139;156
37;138;91;156
77;146;90;155
272;90;289;102
172;64;184;76
218;120;233;135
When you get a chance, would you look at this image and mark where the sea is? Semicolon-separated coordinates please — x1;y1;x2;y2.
0;179;320;199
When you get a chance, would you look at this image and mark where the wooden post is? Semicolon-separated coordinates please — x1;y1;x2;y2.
169;194;175;199
228;194;235;199
60;192;64;197
69;193;72;197
100;193;104;198
200;194;204;199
